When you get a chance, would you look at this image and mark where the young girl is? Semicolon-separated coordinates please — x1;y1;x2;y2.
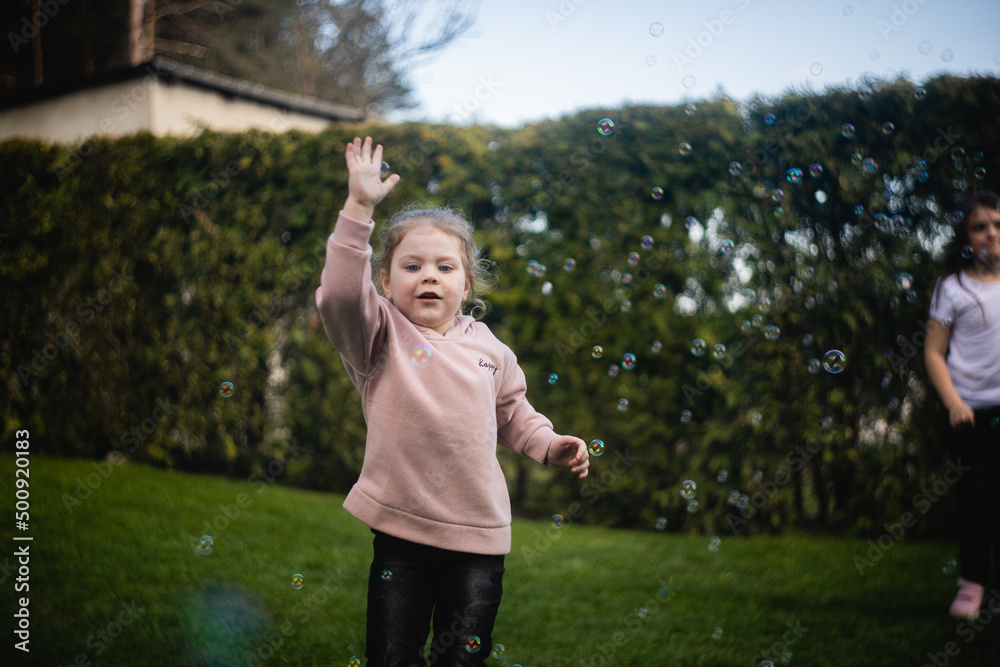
315;136;590;665
925;190;1000;620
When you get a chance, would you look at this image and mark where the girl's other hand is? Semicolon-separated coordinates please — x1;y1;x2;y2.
546;436;590;479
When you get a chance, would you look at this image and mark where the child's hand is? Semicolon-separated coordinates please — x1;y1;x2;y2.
546;436;590;479
343;136;400;221
949;401;975;429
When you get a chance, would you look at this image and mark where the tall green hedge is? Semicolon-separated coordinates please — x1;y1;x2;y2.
3;74;999;537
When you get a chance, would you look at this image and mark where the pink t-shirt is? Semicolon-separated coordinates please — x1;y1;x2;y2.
315;212;556;555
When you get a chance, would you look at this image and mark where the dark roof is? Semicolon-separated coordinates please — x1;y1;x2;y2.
0;56;366;122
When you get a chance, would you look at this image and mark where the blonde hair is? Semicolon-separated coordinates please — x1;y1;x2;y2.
373;205;498;319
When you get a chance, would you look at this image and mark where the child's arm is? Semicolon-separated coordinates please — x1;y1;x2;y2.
343;136;400;221
924;318;975;428
545;436;590;479
314;137;399;373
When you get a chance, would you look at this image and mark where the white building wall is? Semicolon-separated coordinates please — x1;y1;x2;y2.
0;74;336;144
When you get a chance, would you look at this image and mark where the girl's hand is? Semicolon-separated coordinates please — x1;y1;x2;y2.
546;435;590;479
343;136;400;220
949;402;975;429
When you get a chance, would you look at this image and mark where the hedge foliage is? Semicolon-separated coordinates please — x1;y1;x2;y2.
4;74;1000;537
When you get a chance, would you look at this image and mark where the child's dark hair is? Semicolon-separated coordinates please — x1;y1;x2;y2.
932;190;999;323
373;205;499;319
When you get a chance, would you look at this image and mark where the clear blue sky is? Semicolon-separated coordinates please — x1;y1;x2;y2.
387;0;1000;128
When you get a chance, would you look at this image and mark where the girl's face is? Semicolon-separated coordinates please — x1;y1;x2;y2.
381;226;471;335
967;204;1000;271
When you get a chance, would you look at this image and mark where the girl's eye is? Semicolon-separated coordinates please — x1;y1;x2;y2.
405;264;419;271
439;266;452;272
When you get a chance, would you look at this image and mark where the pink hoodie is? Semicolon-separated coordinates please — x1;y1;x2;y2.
315;212;557;555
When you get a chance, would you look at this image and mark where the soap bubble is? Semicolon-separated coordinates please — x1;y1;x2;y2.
685;103;697;116
708;536;721;552
541;281;553;295
720;239;735;254
608;364;620;377
547;373;558;385
379;162;390;179
713;343;727;360
617;398;629;412
348;657;361;667
728;161;743;176
592;346;604;360
682;75;696;89
713;626;724;640
809;62;823;76
218;382;235;398
589;439;606;456
809;163;824;177
597;118;614;136
918;40;933;55
628;251;641;265
823;349;846;373
291;574;304;589
691;338;707;357
941;48;954;62
410;344;434;369
840;123;855;139
803;333;814;346
656;517;668;531
862;157;879;175
680;480;697;499
914;87;927;100
197;535;214;556
641;235;654;249
564;258;577;272
764;325;780;341
686;499;699;514
492;644;506;659
678;142;692;156
882;121;895;136
975;166;987;179
896;272;913;290
651;186;665;200
552;514;564;528
952;146;966;161
649;22;664;36
465;636;481;653
808;358;821;374
764;113;776;126
717;469;729;483
680;410;692;424
942;557;957;576
380;569;392;581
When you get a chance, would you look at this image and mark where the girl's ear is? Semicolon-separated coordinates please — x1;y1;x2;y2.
380;269;392;300
463;274;471;301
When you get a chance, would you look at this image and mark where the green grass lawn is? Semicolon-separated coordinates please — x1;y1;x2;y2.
2;455;997;667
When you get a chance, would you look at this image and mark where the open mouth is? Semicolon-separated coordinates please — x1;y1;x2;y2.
418;292;441;300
